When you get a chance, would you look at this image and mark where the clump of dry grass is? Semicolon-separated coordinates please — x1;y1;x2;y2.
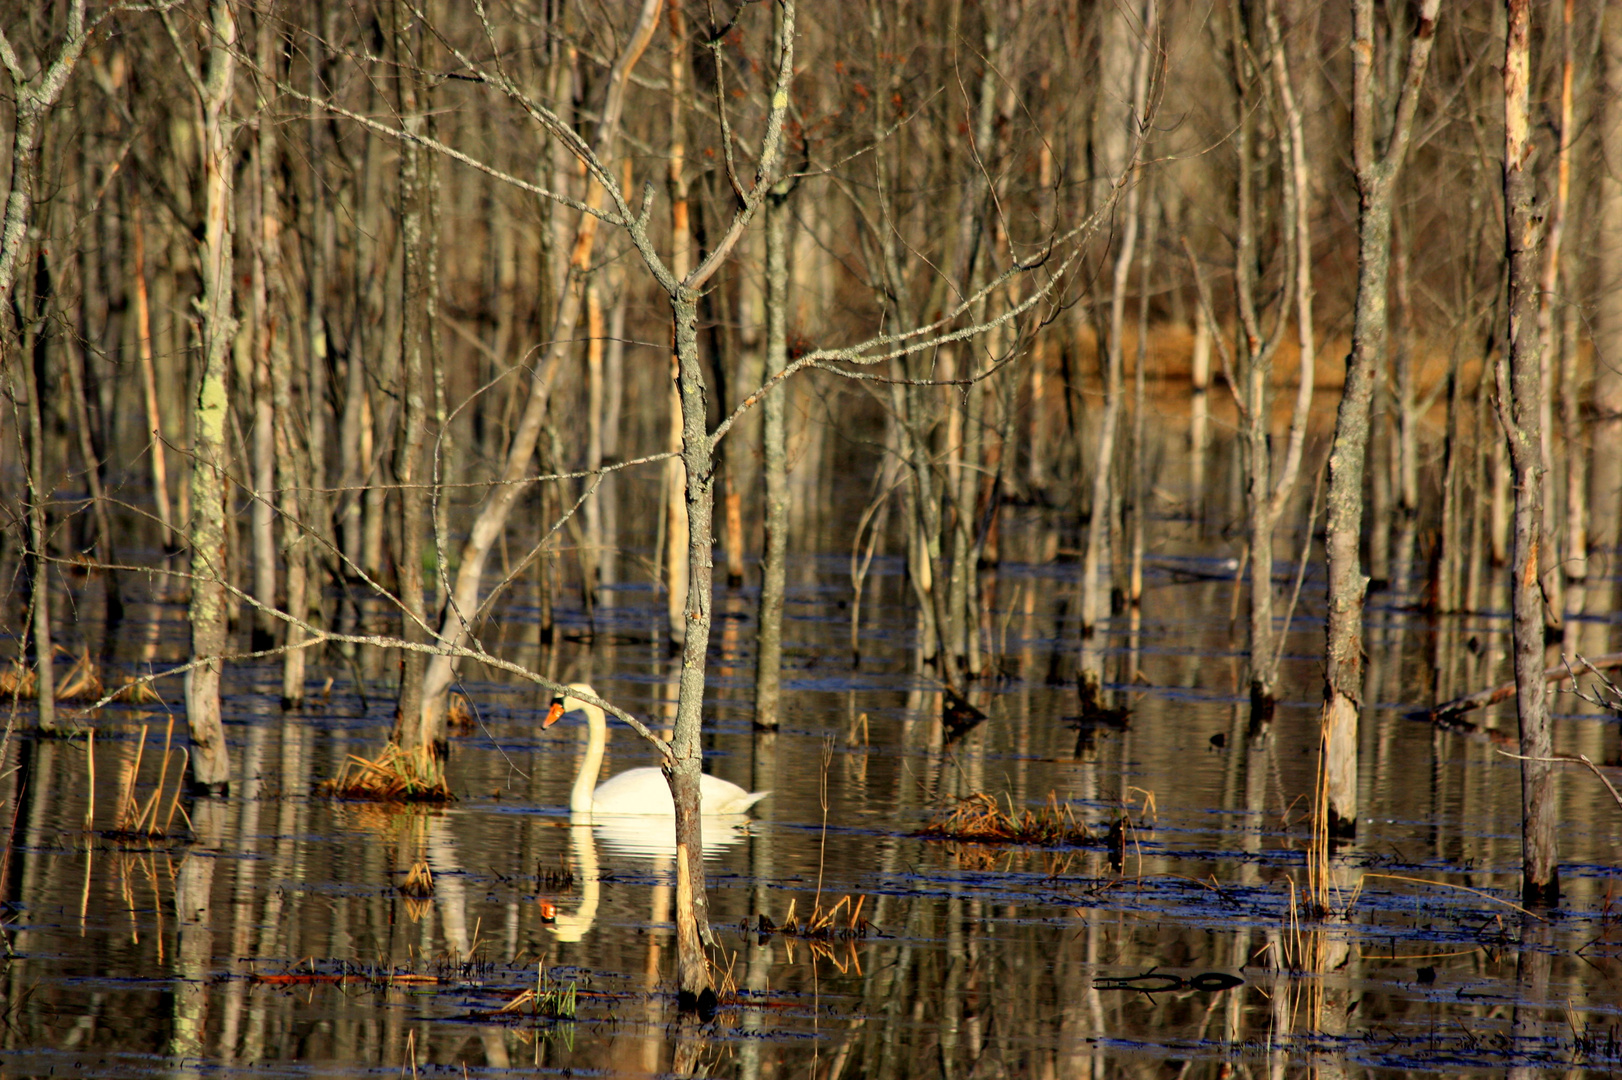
0;662;37;699
2;652;162;708
318;744;455;803
399;859;435;898
916;792;1092;847
55;652;103;701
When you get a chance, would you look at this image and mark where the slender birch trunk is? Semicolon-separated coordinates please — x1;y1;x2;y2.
1498;0;1558;905
1239;0;1317;717
1535;0;1576;634
183;0;240;794
753;176;790;730
256;12;310;709
392;1;433;754
249;83;278;654
17;304;56;733
1189;308;1211;519
664;0;692;651
1593;8;1622;618
1321;0;1440;836
1079;0;1152;710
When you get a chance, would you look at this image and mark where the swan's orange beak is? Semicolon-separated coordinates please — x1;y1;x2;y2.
542;698;565;729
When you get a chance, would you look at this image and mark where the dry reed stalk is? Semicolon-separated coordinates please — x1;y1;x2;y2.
105;722;188;840
755;893;875;942
1307;721;1333;915
83;727;95;832
115;725;150;833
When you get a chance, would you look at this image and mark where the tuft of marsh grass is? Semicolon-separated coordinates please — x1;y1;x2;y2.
318;744;454;803
916;792;1092;847
499;963;578;1020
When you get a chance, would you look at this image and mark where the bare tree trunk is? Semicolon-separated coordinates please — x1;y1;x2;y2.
664;0;692;651
17;301;56;734
1080;0;1152;709
753;176;790;730
1321;0;1440;837
249;50;279;653
1591;9;1622;631
1189;307;1211;519
391;0;433;755
669;290;717;1010
1238;0;1317;718
129;200;177;551
1536;0;1577;636
182;0;241;794
1498;0;1558;905
255;12;310;710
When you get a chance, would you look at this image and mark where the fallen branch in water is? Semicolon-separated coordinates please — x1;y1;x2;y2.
1410;652;1622;727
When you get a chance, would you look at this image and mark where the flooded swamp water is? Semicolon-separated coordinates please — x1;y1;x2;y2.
5;509;1622;1079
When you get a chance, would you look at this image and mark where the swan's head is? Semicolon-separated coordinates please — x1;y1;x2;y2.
542;683;601;730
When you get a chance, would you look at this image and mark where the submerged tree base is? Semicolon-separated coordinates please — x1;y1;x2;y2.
319;744;455;803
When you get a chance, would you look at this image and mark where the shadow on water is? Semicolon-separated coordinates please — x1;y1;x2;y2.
4;509;1622;1078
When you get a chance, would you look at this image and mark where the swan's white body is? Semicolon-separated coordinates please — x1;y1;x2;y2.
545;684;770;817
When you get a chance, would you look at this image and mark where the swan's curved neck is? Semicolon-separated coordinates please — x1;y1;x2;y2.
570;698;606;814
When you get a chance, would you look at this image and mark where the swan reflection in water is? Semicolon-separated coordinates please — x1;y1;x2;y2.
547;810;756;943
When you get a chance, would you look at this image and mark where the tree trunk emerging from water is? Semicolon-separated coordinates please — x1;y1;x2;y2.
181;0;240;795
670;291;718;1009
1230;0;1315;723
1498;0;1558;906
1078;0;1152;711
753;179;791;730
1321;0;1440;837
391;2;433;756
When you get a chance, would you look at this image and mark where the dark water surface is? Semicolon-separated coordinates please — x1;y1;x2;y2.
6;515;1622;1078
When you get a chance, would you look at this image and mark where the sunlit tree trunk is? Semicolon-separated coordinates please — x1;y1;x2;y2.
1592;9;1622;632
1321;0;1439;836
1498;0;1558;905
1080;0;1152;710
669;290;717;1009
183;0;241;794
753;177;791;730
663;0;692;652
1536;0;1577;638
391;0;433;754
129;202;177;552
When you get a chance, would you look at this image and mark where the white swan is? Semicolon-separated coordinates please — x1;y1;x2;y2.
543;683;770;817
